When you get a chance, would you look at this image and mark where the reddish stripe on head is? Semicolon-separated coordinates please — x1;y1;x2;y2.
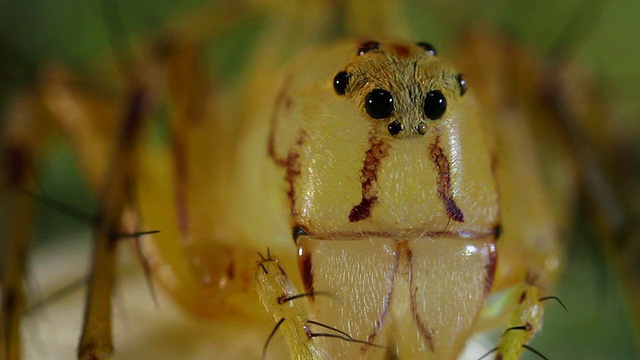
445;198;464;222
349;133;390;222
349;196;378;222
428;136;465;222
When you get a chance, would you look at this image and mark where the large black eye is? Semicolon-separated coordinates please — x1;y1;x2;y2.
423;90;446;120
333;71;350;95
365;89;394;119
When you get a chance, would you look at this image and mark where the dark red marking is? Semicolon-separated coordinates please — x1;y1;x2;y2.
490;151;499;175
349;196;378;222
392;44;411;58
361;243;399;352
428;136;465;222
349;134;390;222
407;244;435;352
284;132;306;217
484;242;498;295
284;96;293;113
267;75;293;164
519;291;527;304
266;74;306;220
411;289;435;352
225;259;235;281
298;247;315;301
277;293;287;305
445;198;464;223
285;152;301;215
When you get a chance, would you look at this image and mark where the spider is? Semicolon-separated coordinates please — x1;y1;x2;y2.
1;0;638;359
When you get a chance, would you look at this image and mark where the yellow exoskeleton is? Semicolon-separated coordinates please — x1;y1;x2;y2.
1;0;638;359
250;35;561;359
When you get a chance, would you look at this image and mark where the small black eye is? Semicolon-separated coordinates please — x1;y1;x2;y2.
457;73;467;96
423;90;446;120
365;89;394;119
333;71;350;95
417;42;436;56
358;41;380;56
388;120;403;135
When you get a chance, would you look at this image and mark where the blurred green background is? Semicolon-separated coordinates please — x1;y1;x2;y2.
1;0;639;359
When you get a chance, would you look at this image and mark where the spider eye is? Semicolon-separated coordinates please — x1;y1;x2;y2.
358;41;380;56
333;71;350;95
388;120;403;135
416;42;436;56
457;73;467;96
365;89;394;119
423;90;446;120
